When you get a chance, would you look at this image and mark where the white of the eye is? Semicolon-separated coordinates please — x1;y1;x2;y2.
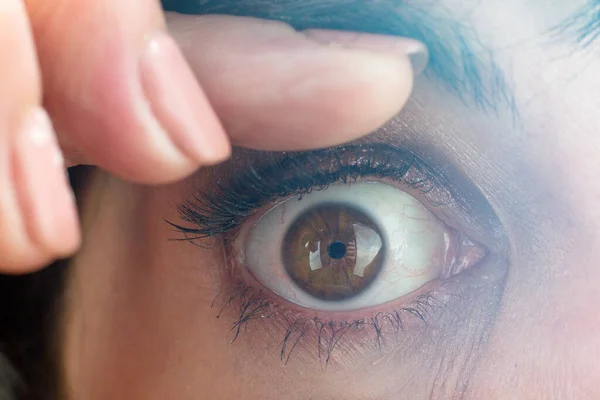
242;181;450;312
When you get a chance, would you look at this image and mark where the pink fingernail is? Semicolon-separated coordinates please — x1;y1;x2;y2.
12;107;80;255
303;29;429;75
139;31;230;164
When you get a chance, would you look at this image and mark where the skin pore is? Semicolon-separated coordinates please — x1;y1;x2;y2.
59;0;600;399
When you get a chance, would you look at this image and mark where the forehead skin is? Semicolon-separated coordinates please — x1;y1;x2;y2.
62;1;600;399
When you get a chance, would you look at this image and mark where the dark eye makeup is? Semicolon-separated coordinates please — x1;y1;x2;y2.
170;143;509;365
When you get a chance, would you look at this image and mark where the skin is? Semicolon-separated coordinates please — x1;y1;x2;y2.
4;0;600;399
0;1;416;271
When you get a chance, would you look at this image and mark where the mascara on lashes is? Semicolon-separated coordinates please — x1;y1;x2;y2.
170;144;459;240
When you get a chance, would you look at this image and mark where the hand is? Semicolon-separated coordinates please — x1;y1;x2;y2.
0;1;425;272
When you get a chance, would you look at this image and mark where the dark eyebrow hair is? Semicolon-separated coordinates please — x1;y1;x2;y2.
552;0;600;50
161;0;516;114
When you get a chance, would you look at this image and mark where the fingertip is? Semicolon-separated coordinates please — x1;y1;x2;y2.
139;31;232;168
220;47;415;151
30;0;230;185
166;15;419;151
302;29;428;77
334;50;415;138
0;239;78;274
73;29;232;184
11;107;81;263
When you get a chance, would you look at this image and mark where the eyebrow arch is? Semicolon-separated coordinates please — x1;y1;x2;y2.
552;0;600;49
161;0;516;114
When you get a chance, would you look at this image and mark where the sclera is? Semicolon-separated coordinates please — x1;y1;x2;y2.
244;181;452;312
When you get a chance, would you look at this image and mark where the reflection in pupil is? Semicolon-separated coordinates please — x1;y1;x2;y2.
328;241;346;259
282;203;385;301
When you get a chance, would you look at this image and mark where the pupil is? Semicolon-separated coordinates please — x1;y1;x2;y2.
328;241;346;259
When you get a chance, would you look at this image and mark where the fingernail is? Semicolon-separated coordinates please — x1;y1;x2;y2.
12;107;80;255
406;47;429;76
139;31;230;165
303;29;429;75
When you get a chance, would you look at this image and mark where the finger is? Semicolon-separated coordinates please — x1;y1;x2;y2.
0;0;79;273
25;0;231;183
167;14;426;151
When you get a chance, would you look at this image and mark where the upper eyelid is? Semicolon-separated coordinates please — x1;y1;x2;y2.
170;143;507;253
172;145;423;240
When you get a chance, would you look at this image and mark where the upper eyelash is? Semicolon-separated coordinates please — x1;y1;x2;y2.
169;144;450;241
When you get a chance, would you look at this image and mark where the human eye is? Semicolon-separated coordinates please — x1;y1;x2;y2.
171;143;509;364
242;180;486;312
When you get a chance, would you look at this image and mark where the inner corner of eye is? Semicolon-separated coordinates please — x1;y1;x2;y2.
238;180;487;311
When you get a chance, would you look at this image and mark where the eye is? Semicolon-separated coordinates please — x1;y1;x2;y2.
172;143;506;347
240;181;486;312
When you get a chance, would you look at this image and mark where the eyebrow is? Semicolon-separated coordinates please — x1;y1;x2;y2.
161;0;516;114
553;0;600;50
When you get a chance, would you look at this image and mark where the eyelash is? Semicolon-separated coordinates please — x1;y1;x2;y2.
170;144;505;364
170;145;454;240
215;282;446;365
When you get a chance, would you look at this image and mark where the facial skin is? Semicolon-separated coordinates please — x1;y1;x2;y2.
60;1;600;399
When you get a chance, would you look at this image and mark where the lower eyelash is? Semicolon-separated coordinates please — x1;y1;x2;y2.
211;250;507;366
214;281;448;366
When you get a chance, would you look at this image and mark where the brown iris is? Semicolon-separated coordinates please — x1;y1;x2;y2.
282;204;385;301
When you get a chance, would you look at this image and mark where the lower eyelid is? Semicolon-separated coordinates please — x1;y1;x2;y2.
215;249;508;364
